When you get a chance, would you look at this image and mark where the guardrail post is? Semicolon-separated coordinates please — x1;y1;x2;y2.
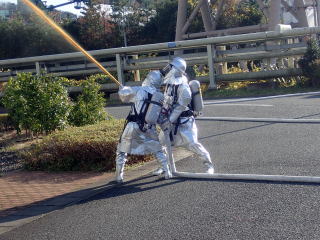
207;44;216;89
35;61;41;75
217;45;227;74
287;38;295;68
133;55;140;81
234;44;249;71
116;54;125;85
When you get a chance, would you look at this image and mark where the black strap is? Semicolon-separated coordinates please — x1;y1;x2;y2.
164;84;194;135
120;91;155;141
180;110;194;118
165;84;180;105
145;100;162;107
125;92;153;132
173;85;179;105
192;91;200;97
119;103;135;142
174;118;180;135
173;117;190;135
173;108;194;136
169;131;174;142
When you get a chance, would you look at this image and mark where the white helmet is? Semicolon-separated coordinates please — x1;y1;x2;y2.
170;57;186;74
142;70;162;89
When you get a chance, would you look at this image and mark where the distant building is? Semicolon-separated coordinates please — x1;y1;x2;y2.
0;2;17;19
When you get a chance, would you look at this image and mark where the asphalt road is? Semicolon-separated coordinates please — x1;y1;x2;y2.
1;93;320;240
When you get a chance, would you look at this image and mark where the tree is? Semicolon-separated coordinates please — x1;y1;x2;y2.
0;10;74;59
217;0;263;29
138;0;263;44
61;0;118;50
78;2;115;49
110;0;156;46
138;0;178;44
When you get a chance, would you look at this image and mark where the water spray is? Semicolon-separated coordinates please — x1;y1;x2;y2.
21;0;122;87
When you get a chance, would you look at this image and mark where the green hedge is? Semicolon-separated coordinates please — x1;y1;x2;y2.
2;73;110;135
2;73;71;135
68;77;107;127
299;39;320;87
23;119;153;171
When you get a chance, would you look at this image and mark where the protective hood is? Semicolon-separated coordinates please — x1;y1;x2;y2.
141;85;157;95
142;70;162;89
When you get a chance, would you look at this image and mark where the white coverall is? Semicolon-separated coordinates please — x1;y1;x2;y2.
160;68;214;174
115;78;171;183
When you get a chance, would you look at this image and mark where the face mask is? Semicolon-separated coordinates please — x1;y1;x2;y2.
161;64;172;77
163;67;180;84
142;78;150;87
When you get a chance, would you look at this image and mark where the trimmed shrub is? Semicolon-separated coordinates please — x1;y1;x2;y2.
2;73;71;135
88;73;115;85
299;38;320;87
59;74;115;87
68;77;108;126
23;119;153;171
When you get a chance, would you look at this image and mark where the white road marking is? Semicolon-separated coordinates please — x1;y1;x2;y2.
206;103;273;107
197;116;320;123
204;91;320;105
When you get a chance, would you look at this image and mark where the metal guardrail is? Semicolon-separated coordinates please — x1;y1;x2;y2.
0;26;319;89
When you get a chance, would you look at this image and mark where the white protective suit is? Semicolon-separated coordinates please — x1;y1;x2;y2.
115;71;172;183
158;57;214;174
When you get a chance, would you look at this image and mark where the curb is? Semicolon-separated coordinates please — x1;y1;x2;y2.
0;148;192;236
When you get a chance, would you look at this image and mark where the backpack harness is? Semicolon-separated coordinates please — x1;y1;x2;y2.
124;91;162;132
165;84;194;138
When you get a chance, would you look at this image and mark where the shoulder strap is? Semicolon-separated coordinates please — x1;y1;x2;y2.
139;92;152;118
172;84;180;104
132;102;139;117
133;91;153;132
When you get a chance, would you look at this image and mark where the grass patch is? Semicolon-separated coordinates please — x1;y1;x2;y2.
0;128;42;154
23;119;153;172
204;86;320;99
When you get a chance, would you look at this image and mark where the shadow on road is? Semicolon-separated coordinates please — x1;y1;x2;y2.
0;175;183;224
78;175;184;204
1;171;320;226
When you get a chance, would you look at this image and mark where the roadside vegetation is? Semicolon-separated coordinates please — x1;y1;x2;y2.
199;38;320;99
1;1;319;174
0;73;151;173
204;84;320;99
23;119;152;172
0;0;262;59
298;38;320;88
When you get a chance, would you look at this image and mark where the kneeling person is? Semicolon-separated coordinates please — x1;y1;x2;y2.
115;70;172;183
